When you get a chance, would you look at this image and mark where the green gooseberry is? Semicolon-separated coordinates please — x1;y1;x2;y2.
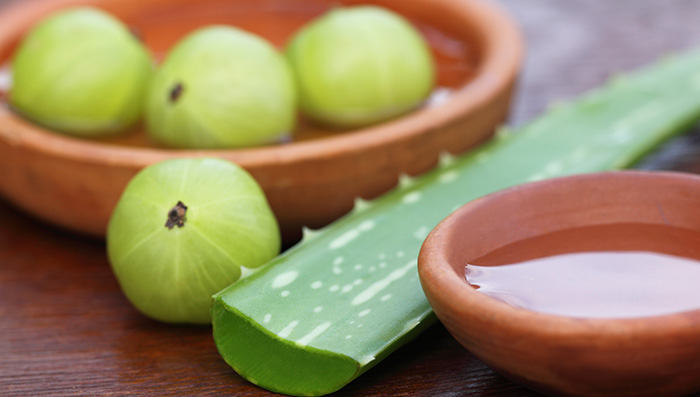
10;7;152;136
145;26;297;149
286;6;435;128
107;157;281;324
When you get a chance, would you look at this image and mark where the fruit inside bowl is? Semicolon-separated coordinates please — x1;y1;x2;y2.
0;0;522;241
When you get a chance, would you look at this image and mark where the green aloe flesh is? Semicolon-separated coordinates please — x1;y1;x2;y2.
213;49;700;396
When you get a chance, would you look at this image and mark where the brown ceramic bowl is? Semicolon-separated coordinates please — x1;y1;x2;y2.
418;171;700;397
0;0;522;241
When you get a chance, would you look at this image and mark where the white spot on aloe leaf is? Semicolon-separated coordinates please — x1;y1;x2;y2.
527;173;546;182
296;322;331;347
352;260;417;306
353;279;362;286
281;290;290;297
333;257;344;266
330;285;340;292
439;170;459;184
358;220;375;231
414;226;429;240
329;221;375;250
396;251;405;258
543;161;564;175
272;271;298;289
342;284;353;293
381;294;392;301
611;100;662;132
402;191;421;204
354;264;362;271
314;306;323;313
333;267;342;275
278;320;299;338
263;314;271;323
359;309;371;317
311;281;322;289
611;128;633;143
329;229;359;250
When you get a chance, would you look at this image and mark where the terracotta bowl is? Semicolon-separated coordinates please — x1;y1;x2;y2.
0;0;522;241
418;171;700;397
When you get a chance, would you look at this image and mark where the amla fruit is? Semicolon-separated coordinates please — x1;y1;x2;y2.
10;7;152;136
145;26;297;149
286;6;435;128
107;157;281;324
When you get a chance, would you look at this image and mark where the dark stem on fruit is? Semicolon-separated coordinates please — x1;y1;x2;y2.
170;82;184;103
165;201;188;229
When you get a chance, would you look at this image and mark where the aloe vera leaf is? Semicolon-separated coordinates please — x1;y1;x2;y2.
212;49;700;396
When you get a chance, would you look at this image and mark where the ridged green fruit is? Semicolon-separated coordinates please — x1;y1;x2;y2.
10;7;152;136
107;158;280;324
145;26;297;148
286;6;434;128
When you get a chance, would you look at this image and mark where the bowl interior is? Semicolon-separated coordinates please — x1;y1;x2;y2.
439;171;700;273
0;0;480;148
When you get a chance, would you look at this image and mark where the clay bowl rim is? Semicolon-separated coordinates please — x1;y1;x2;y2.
0;0;523;169
418;170;700;341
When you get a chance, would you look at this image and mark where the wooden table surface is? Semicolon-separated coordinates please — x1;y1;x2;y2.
3;1;700;396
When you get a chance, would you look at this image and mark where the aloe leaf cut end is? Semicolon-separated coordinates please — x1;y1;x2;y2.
212;298;359;396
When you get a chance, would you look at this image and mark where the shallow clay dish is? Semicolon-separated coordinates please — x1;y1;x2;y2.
418;171;700;397
0;0;522;240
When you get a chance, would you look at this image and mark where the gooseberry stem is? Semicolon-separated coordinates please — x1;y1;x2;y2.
165;201;187;229
169;82;184;103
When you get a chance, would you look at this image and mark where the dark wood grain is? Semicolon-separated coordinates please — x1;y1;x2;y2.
3;0;700;396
